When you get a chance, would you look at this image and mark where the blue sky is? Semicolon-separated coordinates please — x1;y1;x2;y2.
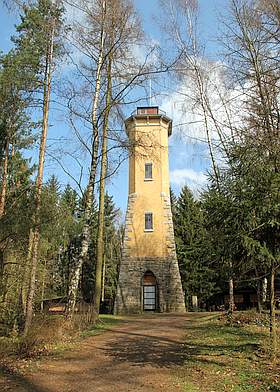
0;0;227;213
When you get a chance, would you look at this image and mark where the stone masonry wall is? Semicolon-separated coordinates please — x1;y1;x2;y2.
114;193;185;314
114;256;186;314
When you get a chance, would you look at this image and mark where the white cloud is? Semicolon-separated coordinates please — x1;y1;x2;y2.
160;59;247;144
170;168;207;194
131;40;159;65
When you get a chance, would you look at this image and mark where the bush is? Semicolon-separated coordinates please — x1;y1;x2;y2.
17;314;73;358
0;303;24;337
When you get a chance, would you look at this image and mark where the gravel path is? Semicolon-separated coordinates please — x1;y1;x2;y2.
0;314;191;392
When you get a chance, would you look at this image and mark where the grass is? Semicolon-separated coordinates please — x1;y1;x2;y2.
0;313;124;361
176;312;280;392
48;314;124;357
79;314;124;337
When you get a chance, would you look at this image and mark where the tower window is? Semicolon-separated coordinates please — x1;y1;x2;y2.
145;212;153;231
145;163;153;180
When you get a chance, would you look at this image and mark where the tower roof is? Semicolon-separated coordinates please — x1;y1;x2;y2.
125;106;172;136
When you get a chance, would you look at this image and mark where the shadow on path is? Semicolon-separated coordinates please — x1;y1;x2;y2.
102;329;186;368
0;366;49;392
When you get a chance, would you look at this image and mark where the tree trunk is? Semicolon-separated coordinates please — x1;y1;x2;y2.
40;258;47;312
255;267;262;313
256;283;262;314
229;279;234;313
65;0;106;319
0;250;5;300
23;25;54;337
0;139;9;218
262;277;268;304
93;52;112;315
269;266;276;360
21;229;34;316
101;253;106;303
227;259;234;314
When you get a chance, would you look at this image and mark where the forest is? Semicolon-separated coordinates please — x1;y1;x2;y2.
0;0;279;362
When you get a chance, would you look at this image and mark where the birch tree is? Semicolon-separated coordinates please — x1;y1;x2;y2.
92;0;147;314
65;0;147;318
159;0;239;313
65;0;107;318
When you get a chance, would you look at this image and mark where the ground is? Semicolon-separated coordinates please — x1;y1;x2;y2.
0;313;279;392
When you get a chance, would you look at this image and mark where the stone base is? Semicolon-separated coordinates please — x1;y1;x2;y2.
114;257;185;314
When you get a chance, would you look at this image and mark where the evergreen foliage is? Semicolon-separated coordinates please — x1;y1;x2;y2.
173;186;216;308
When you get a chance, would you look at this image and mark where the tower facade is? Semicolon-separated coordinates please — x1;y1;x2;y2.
114;107;185;314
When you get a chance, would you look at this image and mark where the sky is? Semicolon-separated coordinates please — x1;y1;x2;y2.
0;0;228;214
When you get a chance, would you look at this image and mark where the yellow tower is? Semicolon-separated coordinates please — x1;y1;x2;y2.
115;107;185;313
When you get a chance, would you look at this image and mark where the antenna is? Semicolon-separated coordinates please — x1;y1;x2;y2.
149;79;152;106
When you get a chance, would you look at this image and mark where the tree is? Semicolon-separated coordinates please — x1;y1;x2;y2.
14;0;65;336
0;48;35;218
81;193;121;310
64;0;107;318
102;194;122;308
159;0;243;311
201;177;247;313
0;40;38;333
220;0;280;358
173;186;216;309
65;0;145;318
0;151;34;334
93;46;112;314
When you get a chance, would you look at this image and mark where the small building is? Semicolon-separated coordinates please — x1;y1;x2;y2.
114;107;185;314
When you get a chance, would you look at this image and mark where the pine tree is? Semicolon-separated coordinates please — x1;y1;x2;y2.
0;152;34;333
0;49;35;218
13;0;65;335
101;193;121;309
173;186;215;308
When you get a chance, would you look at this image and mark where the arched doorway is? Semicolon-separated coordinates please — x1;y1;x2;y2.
142;271;157;311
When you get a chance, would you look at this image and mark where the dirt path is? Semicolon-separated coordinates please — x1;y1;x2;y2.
0;314;194;392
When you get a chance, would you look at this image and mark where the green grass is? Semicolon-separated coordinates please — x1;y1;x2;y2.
177;313;279;392
79;314;123;337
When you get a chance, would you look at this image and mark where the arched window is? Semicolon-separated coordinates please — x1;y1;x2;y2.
143;271;156;286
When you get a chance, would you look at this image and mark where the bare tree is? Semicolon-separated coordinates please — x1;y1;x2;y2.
159;0;240;313
65;0;107;318
64;0;150;318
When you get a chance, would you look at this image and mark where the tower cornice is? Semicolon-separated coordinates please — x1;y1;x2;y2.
125;108;172;136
